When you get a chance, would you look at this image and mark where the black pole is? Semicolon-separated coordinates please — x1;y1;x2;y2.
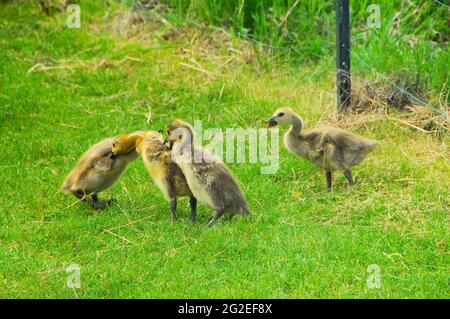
336;0;351;111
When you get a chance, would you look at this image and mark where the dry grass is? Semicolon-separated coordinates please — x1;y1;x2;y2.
326;77;449;140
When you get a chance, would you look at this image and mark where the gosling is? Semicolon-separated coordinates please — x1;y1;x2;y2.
164;119;250;226
61;134;140;209
267;107;378;190
111;131;197;222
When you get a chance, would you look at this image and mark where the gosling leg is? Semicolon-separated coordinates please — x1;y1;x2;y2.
170;198;177;221
344;169;355;186
207;208;225;227
326;171;333;191
72;190;89;203
189;196;197;223
72;191;108;210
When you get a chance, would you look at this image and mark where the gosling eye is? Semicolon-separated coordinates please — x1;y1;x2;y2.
112;143;116;147
278;112;285;117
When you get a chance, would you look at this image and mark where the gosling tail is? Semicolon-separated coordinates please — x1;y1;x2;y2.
60;179;71;194
366;140;378;152
237;200;251;216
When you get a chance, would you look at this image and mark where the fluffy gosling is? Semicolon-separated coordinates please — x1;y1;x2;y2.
111;131;197;221
164;119;250;226
267;107;378;190
61;135;139;209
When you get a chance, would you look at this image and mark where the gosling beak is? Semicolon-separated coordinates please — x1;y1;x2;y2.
162;138;168;145
107;150;117;159
158;129;164;134
267;117;278;128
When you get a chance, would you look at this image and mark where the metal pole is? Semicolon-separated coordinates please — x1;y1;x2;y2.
336;0;351;111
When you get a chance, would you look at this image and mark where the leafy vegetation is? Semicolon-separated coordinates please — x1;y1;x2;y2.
161;0;449;95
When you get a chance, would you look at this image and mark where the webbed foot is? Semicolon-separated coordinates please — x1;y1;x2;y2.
91;195;113;210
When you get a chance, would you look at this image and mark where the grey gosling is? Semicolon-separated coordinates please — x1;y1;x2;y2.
164;119;250;226
111;130;197;222
61;134;140;209
267;107;378;190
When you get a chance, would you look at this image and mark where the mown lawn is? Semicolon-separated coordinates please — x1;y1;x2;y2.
0;2;448;298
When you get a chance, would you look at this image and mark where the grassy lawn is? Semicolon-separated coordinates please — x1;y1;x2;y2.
0;2;448;298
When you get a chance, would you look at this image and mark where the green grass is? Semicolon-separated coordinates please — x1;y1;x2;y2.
0;1;448;298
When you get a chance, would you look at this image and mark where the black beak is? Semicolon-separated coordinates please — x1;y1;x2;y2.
267;117;277;128
107;150;117;159
162;138;168;145
158;129;164;134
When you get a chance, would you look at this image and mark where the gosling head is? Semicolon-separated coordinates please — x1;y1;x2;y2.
267;107;296;127
111;131;145;156
140;131;166;156
163;119;194;148
146;130;163;142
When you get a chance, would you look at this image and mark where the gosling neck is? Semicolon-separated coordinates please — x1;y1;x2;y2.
288;114;303;137
181;127;194;149
128;133;145;154
175;127;195;157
